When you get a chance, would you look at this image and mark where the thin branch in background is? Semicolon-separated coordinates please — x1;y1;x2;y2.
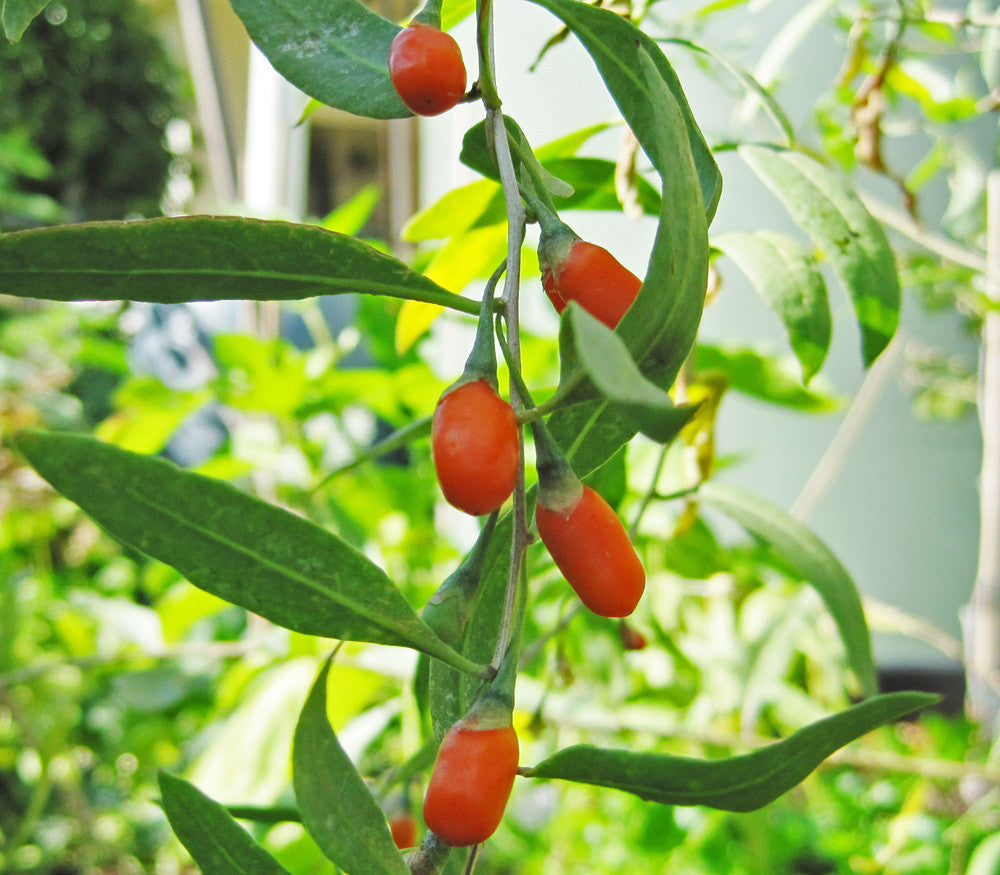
790;332;905;523
962;171;1000;727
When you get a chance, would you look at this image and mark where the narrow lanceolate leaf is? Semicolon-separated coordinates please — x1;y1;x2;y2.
2;0;48;40
548;49;709;477
561;304;696;443
293;659;409;875
528;0;722;219
229;0;409;119
158;773;291;875
713;231;831;383
13;431;486;677
0;217;477;314
740;146;900;367
526;692;936;811
699;481;877;697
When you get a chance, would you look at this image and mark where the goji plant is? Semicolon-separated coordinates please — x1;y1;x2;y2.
0;0;942;870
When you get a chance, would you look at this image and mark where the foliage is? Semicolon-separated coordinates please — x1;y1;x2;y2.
1;0;996;872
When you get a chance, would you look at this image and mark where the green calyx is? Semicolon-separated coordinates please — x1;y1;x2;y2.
456;261;505;388
421;513;498;645
537;213;578;280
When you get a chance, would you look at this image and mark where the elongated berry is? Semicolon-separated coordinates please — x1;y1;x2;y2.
536;484;645;618
389;812;418;849
422;720;519;847
389;23;467;116
540;237;642;329
432;379;519;515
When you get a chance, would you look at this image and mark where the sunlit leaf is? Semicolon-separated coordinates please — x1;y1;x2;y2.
699;481;877;696
2;0;49;40
0;217;477;314
713;231;831;382
293;658;409;874
526;692;935;810
228;0;409;119
158;772;291;874
740;146;900;367
13;430;487;677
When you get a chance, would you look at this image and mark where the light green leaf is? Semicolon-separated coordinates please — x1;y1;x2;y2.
695;343;841;412
526;692;935;811
13;430;487;678
699;480;877;696
713;230;831;382
158;773;291;874
2;0;49;40
228;0;409;119
293;658;409;874
562;303;696;443
0;217;477;314
740;146;900;367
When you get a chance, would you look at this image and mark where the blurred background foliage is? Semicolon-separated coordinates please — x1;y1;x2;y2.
2;0;1000;872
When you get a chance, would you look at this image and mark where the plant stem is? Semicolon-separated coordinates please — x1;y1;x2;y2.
962;170;1000;728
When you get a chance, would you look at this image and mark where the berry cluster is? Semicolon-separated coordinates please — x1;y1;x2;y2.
390;13;647;855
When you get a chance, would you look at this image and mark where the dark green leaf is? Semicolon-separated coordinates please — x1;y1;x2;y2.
229;0;409;119
695;344;841;412
0;217;477;314
740;146;900;367
158;772;291;874
293;659;409;874
2;0;49;41
561;303;696;443
13;430;486;677
526;692;936;811
713;231;831;382
528;0;721;219
699;481;878;696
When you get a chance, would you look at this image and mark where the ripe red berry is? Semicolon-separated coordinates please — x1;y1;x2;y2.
541;238;642;329
536;484;645;618
389;23;467;116
389;811;418;849
619;620;648;651
422;721;519;847
432;379;519;516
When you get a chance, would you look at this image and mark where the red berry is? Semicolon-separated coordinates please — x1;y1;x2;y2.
432;379;519;516
389;812;418;849
541;238;642;329
536;484;645;618
423;721;519;847
389;23;467;116
619;620;648;651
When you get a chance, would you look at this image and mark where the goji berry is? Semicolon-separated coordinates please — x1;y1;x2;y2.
422;719;519;847
389;811;418;849
536;484;645;617
432;379;519;515
541;237;642;329
619;620;648;651
389;23;467;116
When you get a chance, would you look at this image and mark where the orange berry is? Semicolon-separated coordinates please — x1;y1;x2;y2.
536;484;645;617
423;721;519;847
389;23;467;116
389;812;418;849
541;238;642;329
432;379;519;515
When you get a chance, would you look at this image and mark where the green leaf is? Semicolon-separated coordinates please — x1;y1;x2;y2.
527;0;721;220
158;772;291;874
713;231;831;382
228;0;409;119
698;481;877;696
694;344;841;412
0;217;477;315
967;832;1000;875
2;0;49;41
740;146;900;367
293;658;409;874
12;430;486;677
561;303;696;443
547;48;710;476
526;692;936;811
